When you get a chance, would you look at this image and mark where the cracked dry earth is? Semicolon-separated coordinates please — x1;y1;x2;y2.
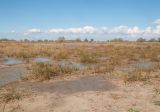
0;74;160;112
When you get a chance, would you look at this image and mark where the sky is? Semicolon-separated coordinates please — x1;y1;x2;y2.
0;0;160;40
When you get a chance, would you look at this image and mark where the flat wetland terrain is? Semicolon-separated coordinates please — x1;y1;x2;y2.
0;42;160;112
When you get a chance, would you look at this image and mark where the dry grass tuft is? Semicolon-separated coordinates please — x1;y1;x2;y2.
25;62;79;81
124;69;150;82
128;108;140;112
0;87;22;104
79;50;97;63
153;100;160;106
54;49;69;59
0;86;31;112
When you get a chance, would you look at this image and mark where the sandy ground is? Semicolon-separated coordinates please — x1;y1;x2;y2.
0;74;160;112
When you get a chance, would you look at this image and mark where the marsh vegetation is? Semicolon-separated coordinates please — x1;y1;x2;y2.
0;41;160;112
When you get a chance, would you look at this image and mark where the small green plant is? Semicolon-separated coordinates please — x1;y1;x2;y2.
128;108;140;112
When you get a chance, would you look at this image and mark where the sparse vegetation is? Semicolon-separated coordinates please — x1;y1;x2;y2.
79;50;97;63
0;41;160;112
25;62;79;81
0;87;22;104
26;62;53;81
54;49;69;59
124;68;150;82
128;108;140;112
154;87;160;95
0;86;31;112
94;61;115;73
153;100;160;106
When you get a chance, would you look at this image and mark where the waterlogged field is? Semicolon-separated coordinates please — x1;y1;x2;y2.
0;41;160;112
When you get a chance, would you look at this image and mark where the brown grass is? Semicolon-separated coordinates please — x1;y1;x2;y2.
0;41;160;82
25;62;79;81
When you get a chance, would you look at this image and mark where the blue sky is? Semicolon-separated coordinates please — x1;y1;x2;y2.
0;0;160;40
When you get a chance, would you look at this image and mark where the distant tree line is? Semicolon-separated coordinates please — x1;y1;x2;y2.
109;37;160;42
0;38;16;41
136;37;160;42
1;37;160;42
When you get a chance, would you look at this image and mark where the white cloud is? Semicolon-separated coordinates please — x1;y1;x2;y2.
11;30;15;33
14;18;160;39
24;19;160;36
144;27;152;34
28;29;41;33
110;26;129;34
48;25;144;35
153;19;160;34
48;26;97;34
153;25;160;34
107;26;142;35
154;19;160;25
128;26;142;34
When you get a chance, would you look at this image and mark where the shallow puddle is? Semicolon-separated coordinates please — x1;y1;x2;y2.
58;60;87;69
2;58;23;65
32;57;93;69
32;57;51;63
131;61;155;69
17;76;116;94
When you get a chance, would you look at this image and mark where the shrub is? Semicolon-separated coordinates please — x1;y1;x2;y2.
136;37;146;42
110;38;124;42
26;63;53;81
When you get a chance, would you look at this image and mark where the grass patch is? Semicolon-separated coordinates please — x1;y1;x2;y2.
124;69;150;82
0;87;22;104
94;61;115;73
79;51;97;63
26;62;53;81
58;65;79;74
0;86;31;112
128;108;140;112
54;49;68;59
25;62;79;81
